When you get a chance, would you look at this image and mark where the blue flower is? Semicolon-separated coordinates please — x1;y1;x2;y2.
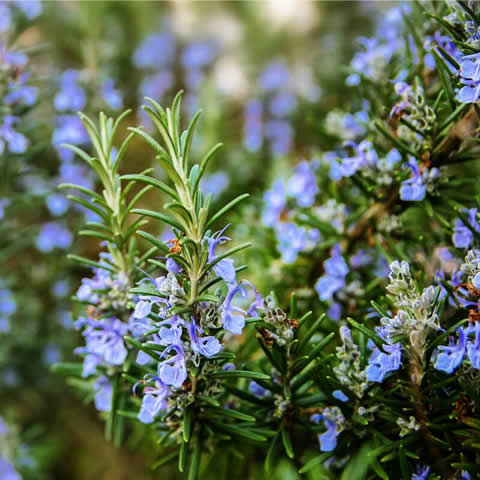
315;245;349;301
466;322;480;368
311;407;344;452
0;458;22;480
36;222;72;252
181;41;215;70
94;376;112;412
207;226;237;287
46;193;69;216
134;32;175;69
264;119;293;155
0;115;28;154
269;90;296;117
262;180;286;227
220;282;257;335
411;465;430;480
287;161;318;207
188;319;222;358
248;381;269;398
158;344;187;388
200;171;229;197
259;61;289;91
274;223;307;264
136;376;170;424
243;99;263;152
400;158;426;201
54;70;86;112
452;208;480;249
457;53;480;103
75;317;128;377
332;390;349;402
52;115;89;161
102;78;123;110
366;342;402;382
434;328;467;374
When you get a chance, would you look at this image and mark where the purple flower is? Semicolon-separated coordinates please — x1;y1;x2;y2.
166;258;182;274
457;53;480;103
287;161;318;207
434;328;467;374
200;172;229;197
248;381;269;398
52;115;90;161
137;376;170;424
452;208;480;249
0;116;28;154
0;458;21;480
341;140;378;177
412;465;430;480
94;376;112;412
259;61;289;91
46;194;69;216
36;222;72;252
275;223;306;264
181;42;215;70
466;322;480;368
243;99;263;152
158;344;187;388
264;120;293;155
220;282;256;334
139;71;174;103
262;180;286;227
315;245;349;301
134;32;175;69
269;90;296;117
188;320;222;358
332;390;349;402
400;158;426;201
54;70;86;112
102;78;123;110
366;342;402;382
75;317;128;377
311;408;344;452
207;226;237;287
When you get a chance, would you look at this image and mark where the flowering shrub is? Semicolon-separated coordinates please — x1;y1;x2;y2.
5;1;480;479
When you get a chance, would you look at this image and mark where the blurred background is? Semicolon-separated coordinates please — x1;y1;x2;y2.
0;1;396;479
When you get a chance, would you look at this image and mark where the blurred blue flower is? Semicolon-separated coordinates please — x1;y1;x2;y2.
94;376;112;412
275;222;306;264
259;61;289;91
288;161;318;207
269;90;297;117
54;70;86;112
46;193;69;217
134;32;176;69
262;180;286;227
243;99;263;152
452;208;480;249
181;41;215;70
200;171;229;197
249;381;269;398
315;245;349;301
36;222;72;252
0;116;28;154
102;78;123;110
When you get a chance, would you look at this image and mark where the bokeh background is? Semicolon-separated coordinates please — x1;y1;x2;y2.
1;1;398;479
